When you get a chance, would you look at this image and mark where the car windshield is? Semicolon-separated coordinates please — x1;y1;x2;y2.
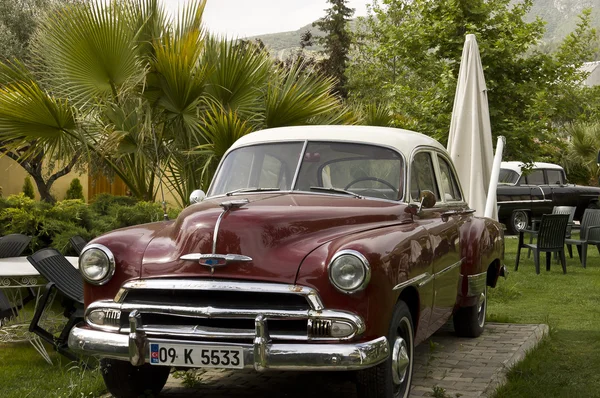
209;141;404;200
498;169;519;184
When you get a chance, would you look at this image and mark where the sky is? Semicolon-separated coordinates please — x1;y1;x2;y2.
160;0;371;38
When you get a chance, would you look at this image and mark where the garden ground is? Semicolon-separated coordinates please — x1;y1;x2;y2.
1;236;599;397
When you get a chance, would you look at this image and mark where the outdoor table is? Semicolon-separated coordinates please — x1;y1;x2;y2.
0;256;78;364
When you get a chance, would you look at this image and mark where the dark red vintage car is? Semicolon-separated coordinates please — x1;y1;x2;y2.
68;126;506;398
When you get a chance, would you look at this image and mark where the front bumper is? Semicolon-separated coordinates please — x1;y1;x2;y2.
68;312;389;371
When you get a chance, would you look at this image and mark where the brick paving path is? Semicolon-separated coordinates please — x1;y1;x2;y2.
106;323;548;398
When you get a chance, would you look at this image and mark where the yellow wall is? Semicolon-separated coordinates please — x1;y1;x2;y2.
0;156;89;201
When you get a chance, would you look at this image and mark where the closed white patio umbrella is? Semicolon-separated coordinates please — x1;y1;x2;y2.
447;34;501;219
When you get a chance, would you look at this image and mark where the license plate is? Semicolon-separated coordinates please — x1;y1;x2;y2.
149;342;244;369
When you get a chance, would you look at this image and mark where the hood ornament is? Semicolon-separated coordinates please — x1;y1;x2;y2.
180;253;253;274
180;198;250;274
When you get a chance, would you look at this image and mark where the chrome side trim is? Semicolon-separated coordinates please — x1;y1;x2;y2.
436;259;463;277
461;272;487;296
392;272;433;291
114;280;325;311
497;199;553;204
68;326;389;371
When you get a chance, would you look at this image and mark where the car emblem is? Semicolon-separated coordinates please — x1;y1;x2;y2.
180;253;253;274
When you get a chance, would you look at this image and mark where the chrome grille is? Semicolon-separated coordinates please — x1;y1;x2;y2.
116;280;319;341
309;319;332;337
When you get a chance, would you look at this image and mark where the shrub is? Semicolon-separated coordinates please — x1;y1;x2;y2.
89;193;137;215
65;178;85;201
0;193;181;254
22;176;35;199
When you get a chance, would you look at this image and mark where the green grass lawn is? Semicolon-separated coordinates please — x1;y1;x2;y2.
0;342;105;397
489;236;600;398
1;236;599;397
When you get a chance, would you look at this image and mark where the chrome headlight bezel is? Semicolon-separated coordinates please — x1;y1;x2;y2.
327;250;371;294
79;243;115;285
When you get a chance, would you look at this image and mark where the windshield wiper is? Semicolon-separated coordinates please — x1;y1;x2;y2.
309;186;363;199
225;187;281;196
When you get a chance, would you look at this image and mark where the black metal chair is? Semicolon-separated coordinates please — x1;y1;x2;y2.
515;214;570;274
27;248;84;361
69;235;88;256
565;208;600;268
528;206;576;259
0;234;33;325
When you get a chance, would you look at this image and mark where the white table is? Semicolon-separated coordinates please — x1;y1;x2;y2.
0;256;78;364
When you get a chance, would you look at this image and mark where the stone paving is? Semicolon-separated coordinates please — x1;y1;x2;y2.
105;323;548;398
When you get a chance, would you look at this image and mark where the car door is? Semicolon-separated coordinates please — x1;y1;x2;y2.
527;169;553;218
409;150;462;336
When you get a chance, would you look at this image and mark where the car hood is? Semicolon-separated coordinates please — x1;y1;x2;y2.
140;193;408;283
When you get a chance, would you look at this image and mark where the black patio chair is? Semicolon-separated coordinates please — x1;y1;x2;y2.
27;248;84;361
0;233;32;258
565;208;600;269
515;214;569;274
528;206;576;259
69;235;88;256
0;234;34;325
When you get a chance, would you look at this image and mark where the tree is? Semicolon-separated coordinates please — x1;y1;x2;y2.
22;176;35;199
65;177;84;200
0;0;82;202
0;0;348;207
313;0;354;98
347;0;598;160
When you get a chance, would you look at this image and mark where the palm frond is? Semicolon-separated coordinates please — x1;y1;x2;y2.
0;80;79;160
262;61;343;128
202;35;271;117
32;0;144;104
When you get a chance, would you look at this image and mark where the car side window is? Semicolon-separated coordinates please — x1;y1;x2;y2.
438;156;462;201
525;170;545;185
410;152;439;202
546;169;564;185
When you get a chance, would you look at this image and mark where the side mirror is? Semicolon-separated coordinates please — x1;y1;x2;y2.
189;189;206;204
420;190;436;209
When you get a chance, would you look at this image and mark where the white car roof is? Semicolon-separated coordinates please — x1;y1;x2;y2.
228;126;446;157
501;161;564;175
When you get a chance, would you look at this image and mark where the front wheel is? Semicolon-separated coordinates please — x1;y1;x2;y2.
100;358;170;398
453;286;487;338
356;301;414;398
509;210;529;234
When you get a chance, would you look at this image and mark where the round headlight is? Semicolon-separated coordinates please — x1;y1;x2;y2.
328;250;371;293
79;244;115;285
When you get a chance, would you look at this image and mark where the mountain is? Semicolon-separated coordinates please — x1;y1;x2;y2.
250;0;600;57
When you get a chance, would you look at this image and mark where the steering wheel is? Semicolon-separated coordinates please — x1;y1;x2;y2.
344;177;398;198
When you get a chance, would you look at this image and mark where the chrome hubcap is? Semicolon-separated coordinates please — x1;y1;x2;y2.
392;337;410;385
514;212;528;231
477;291;486;327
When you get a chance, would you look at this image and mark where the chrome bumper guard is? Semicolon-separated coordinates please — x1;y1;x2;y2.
68;310;389;371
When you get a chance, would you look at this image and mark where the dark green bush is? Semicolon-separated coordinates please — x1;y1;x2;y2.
22;176;35;199
0;193;181;255
65;178;85;201
89;193;137;215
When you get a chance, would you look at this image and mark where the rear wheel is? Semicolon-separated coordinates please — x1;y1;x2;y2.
509;210;529;234
453;286;487;338
100;358;170;398
356;301;414;398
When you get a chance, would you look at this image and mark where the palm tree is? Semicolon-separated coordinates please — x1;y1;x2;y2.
0;0;349;206
562;122;600;186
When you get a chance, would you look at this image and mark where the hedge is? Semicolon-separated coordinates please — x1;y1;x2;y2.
0;193;181;255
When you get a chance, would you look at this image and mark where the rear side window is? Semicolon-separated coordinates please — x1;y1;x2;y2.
525;170;545;185
438;156;462;201
410;152;439;201
546;169;564;185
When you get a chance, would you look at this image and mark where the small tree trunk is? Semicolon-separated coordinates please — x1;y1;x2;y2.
30;171;56;203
